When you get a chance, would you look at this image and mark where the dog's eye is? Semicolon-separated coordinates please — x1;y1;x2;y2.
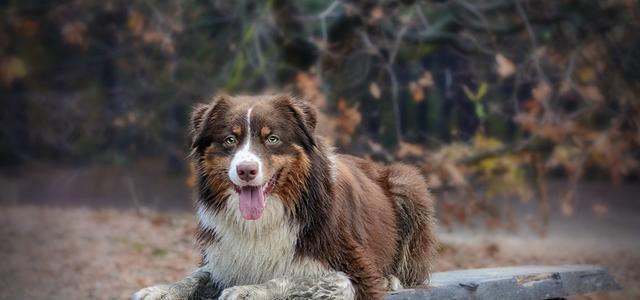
224;136;237;145
266;135;279;145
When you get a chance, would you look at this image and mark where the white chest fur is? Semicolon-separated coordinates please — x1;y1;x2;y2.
198;193;329;287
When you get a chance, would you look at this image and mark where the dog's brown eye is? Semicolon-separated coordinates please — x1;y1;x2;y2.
224;136;237;145
266;135;279;145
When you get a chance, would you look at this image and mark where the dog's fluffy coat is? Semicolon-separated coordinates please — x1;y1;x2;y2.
133;95;436;300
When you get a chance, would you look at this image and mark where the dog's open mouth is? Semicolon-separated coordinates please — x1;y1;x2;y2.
234;169;282;221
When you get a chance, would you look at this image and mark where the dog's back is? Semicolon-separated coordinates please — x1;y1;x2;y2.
333;154;436;287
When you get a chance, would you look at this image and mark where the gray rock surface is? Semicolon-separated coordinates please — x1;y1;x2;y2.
386;265;621;300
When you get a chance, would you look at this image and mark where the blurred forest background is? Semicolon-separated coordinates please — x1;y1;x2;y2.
2;0;639;228
1;1;640;299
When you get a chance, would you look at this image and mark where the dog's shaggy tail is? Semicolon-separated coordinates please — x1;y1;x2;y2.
385;163;437;287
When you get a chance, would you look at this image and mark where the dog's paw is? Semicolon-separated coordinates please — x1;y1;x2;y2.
218;285;271;300
133;284;185;300
386;274;404;291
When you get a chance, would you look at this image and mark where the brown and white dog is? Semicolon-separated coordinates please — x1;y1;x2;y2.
133;95;436;300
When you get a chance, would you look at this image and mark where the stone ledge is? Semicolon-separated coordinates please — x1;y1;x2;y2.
386;265;621;300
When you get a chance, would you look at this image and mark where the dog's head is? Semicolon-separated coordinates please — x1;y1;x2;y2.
191;95;317;220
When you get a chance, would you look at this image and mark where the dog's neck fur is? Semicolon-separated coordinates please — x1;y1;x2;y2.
197;192;329;287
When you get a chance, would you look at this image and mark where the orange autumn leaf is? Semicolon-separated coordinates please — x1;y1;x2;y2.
532;81;552;104
369;82;381;99
396;142;425;158
427;173;443;189
443;162;467;187
337;98;361;135
496;54;515;79
296;72;326;108
580;85;605;104
409;82;425;102
370;7;384;22
417;71;434;87
128;10;145;34
62;21;87;48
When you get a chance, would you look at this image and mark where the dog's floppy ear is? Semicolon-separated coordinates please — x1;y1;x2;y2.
274;95;317;150
293;97;317;134
190;103;210;133
191;95;231;151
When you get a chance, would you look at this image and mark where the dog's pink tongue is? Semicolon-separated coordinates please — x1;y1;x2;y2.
238;186;265;220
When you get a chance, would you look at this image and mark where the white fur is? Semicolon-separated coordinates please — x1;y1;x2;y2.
387;274;403;291
132;284;171;300
228;107;265;186
198;192;329;287
330;272;356;299
328;152;337;182
219;272;355;300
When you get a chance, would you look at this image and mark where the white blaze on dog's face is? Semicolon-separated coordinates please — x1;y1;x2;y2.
228;107;262;187
226;107;270;220
191;95;317;221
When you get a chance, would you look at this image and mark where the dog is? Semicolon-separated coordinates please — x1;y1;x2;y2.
133;95;436;300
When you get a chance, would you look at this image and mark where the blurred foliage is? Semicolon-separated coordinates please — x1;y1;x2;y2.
1;0;639;230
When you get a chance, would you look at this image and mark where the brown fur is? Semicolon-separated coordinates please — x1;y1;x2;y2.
190;94;436;300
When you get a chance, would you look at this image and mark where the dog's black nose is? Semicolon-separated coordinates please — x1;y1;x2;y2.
237;162;258;182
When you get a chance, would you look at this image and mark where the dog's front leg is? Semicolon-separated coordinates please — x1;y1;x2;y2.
133;268;218;300
219;272;355;300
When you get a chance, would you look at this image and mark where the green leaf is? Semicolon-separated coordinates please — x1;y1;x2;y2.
463;82;489;102
476;82;488;100
475;102;486;119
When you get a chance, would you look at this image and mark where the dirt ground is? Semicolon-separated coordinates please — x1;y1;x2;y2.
1;205;637;300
